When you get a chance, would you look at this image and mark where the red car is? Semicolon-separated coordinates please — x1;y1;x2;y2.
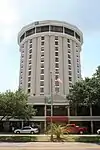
63;124;88;134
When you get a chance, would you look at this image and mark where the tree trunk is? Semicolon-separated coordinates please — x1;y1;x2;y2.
90;104;92;116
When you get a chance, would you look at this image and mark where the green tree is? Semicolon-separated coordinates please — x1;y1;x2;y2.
0;90;36;121
67;66;100;116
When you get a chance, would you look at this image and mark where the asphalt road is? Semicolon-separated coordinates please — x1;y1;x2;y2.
0;142;99;150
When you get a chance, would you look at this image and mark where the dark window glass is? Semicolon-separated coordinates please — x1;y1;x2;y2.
28;77;31;81
36;26;49;33
40;88;44;92
29;49;32;53
20;33;25;42
50;25;63;33
68;65;71;70
28;71;31;76
55;75;59;80
26;28;35;37
55;81;59;86
64;27;74;36
41;64;44;68
69;76;72;81
41;36;44;40
75;32;80;41
40;81;44;86
55;36;58;40
68;54;71;59
55;57;59;62
29;55;32;59
55;41;58;45
69;71;72;75
55;87;59;92
55;47;58;51
41;69;44;74
68;44;70;48
68;59;71;64
40;75;44;80
55;63;59;68
55;52;58;56
28;83;31;87
28;89;30;93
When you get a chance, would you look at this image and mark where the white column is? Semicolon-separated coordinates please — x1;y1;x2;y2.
67;106;70;124
90;104;93;133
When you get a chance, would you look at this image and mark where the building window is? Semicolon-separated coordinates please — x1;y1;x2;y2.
76;49;78;52
55;52;58;56
41;36;44;40
41;47;44;51
77;64;79;67
69;82;72;87
55;41;58;45
68;54;71;59
55;57;59;62
69;71;72;75
55;36;58;40
41;52;44;57
55;81;59;86
29;60;32;64
55;63;59;68
67;39;70;43
41;58;44;62
68;65;71;70
40;75;44;80
68;59;71;64
28;89;30;93
68;50;71;53
41;63;44;68
28;83;31;87
41;69;44;74
50;25;63;33
55;47;58;51
29;55;32;59
41;41;44;45
40;88;44;93
29;49;32;53
77;59;79;62
28;71;31;76
29;44;32;48
40;81;44;86
30;39;32;43
55;68;59;74
69;76;72;81
55;75;59;80
77;69;79;73
28;77;31;82
28;65;31;70
68;44;70;48
55;87;59;92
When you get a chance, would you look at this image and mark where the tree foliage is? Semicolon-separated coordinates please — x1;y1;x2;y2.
67;66;100;107
0;89;36;121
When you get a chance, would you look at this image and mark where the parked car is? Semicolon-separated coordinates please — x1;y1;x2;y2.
14;126;39;134
63;124;88;134
97;129;100;135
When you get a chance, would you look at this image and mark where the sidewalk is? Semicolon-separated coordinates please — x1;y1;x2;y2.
0;142;99;150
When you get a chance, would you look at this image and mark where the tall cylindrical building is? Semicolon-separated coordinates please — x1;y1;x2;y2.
18;20;83;97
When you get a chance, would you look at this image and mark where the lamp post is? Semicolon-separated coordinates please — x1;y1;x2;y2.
50;71;53;141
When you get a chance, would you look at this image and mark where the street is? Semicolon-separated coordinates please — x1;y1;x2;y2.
0;142;99;150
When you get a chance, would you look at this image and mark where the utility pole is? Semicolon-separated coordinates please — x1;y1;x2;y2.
50;71;53;141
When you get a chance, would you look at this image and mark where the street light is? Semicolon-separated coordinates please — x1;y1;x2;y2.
50;71;53;141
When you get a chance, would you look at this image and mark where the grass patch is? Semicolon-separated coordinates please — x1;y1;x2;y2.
0;136;37;142
0;135;99;143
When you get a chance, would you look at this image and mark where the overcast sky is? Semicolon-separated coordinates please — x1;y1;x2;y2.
0;0;100;92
